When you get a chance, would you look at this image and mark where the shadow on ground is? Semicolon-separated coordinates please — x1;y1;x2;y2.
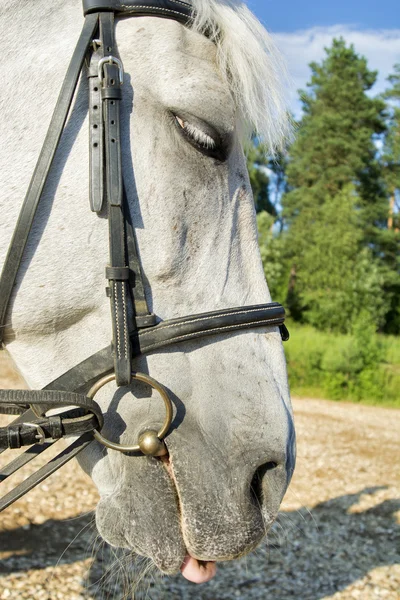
1;487;399;599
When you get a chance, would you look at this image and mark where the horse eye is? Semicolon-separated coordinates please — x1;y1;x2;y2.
175;116;217;151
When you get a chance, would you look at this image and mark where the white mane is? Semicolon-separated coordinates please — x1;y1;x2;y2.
190;0;293;152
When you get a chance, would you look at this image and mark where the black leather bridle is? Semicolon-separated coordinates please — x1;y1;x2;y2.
0;0;289;511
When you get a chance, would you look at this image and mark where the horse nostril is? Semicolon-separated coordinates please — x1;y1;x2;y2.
250;462;278;504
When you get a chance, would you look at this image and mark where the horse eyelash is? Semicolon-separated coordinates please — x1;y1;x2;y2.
175;116;217;150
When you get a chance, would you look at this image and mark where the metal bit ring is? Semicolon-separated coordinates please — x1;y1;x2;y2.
88;372;173;456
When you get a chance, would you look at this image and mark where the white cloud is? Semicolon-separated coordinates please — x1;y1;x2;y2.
272;26;400;116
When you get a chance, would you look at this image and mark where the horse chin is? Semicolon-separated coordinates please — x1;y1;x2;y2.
95;495;187;575
95;491;272;579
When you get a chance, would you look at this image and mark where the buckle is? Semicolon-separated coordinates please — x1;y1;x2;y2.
98;55;124;84
23;422;46;444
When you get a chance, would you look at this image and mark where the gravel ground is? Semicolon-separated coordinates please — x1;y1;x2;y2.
0;351;399;600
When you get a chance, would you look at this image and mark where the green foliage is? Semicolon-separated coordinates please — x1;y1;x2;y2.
294;185;390;332
246;144;276;215
249;147;293;305
284;38;386;212
380;64;400;333
247;37;400;349
257;211;290;304
382;63;400;197
285;321;400;406
279;38;394;332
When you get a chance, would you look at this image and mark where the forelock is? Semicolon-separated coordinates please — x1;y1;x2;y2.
190;0;293;153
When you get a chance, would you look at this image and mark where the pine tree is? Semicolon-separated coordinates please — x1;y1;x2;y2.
381;64;400;333
383;64;400;219
281;38;390;331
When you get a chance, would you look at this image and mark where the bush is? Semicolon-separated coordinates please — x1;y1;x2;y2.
284;319;400;407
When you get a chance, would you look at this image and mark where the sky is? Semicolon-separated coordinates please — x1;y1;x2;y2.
246;0;400;116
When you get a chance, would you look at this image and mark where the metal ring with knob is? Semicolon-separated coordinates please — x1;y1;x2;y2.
87;372;173;456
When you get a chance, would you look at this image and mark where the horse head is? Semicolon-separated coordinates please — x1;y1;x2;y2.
0;0;295;582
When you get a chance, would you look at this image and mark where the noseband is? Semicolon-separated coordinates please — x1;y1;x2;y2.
0;0;289;511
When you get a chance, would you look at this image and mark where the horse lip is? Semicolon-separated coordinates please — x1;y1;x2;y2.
160;451;192;548
160;452;173;475
160;452;180;503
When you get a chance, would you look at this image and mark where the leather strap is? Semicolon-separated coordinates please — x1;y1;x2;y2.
88;40;105;212
42;303;288;395
0;389;103;423
82;0;193;24
2;414;97;449
0;14;99;346
106;266;130;280
0;389;104;449
0;433;93;513
1;441;54;482
99;12;132;386
123;189;157;328
136;303;288;353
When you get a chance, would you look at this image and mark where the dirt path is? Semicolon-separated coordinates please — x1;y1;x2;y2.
0;354;399;599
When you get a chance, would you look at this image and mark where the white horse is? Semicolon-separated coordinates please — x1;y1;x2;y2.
0;0;295;584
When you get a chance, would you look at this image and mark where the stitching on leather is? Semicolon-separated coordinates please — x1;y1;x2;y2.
114;283;121;359
142;318;283;352
164;0;191;7
140;306;280;337
119;5;191;17
122;282;129;360
120;0;191;7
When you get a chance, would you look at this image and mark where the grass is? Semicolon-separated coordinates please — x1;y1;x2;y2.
284;321;400;408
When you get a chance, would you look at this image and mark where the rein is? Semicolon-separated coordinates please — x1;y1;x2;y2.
0;0;289;511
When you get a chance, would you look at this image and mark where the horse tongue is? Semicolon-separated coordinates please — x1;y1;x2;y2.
180;555;217;583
